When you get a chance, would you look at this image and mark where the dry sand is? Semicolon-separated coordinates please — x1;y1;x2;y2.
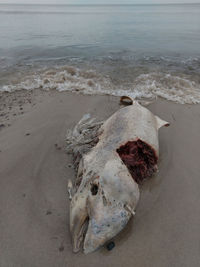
0;90;200;267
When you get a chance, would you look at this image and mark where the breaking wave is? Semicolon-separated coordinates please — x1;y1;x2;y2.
1;65;200;104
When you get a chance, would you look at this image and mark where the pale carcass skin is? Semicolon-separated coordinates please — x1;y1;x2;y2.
69;101;169;254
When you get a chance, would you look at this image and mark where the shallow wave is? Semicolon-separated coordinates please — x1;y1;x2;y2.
1;65;200;104
133;73;200;104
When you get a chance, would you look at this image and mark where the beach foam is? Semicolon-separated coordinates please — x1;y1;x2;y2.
1;65;200;104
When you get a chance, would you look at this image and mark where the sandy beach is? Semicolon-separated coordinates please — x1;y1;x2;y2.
0;90;199;267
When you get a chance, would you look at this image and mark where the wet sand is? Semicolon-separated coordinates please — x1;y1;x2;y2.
0;91;200;267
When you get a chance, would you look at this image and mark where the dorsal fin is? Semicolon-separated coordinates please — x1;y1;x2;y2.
155;115;170;129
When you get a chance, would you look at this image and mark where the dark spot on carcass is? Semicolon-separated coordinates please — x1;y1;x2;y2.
91;184;98;195
102;196;107;206
117;139;158;184
106;241;115;251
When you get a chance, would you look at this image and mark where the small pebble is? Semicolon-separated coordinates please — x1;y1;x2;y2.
46;210;52;215
59;245;64;252
25;133;30;136
0;124;5;129
51;236;58;240
106;241;115;251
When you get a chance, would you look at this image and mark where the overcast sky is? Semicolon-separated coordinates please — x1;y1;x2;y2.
0;0;199;4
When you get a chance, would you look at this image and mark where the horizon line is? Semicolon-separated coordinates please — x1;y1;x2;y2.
0;2;200;6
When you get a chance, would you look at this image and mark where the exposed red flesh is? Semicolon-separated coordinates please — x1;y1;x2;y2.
117;139;158;184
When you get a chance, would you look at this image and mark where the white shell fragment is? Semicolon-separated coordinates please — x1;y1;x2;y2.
66;99;169;254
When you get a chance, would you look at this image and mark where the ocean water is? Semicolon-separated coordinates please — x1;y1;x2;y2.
1;3;200;103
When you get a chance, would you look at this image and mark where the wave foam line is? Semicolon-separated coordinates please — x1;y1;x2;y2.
1;66;200;104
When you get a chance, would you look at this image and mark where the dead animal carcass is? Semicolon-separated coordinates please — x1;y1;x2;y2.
66;98;169;254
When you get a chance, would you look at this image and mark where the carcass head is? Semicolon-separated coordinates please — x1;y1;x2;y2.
70;157;140;254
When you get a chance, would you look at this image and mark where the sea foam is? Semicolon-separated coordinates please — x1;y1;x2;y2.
1;65;200;104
